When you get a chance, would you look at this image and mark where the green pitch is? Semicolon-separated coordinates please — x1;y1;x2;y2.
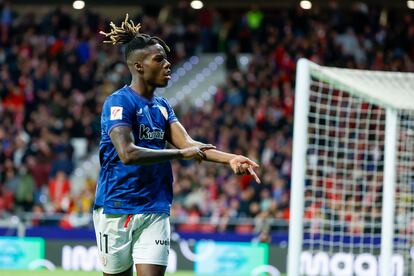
0;270;195;276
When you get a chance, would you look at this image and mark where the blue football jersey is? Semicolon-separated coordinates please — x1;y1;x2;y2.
94;85;178;215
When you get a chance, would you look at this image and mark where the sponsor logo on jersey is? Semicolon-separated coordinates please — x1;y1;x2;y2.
137;108;143;116
139;124;164;140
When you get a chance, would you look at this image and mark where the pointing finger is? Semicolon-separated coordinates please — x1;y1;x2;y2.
247;166;261;183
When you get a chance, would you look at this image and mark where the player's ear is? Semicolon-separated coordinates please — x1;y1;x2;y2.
134;62;144;74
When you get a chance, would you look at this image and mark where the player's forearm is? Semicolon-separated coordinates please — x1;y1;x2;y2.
110;126;184;165
123;145;183;165
189;140;236;164
203;149;237;164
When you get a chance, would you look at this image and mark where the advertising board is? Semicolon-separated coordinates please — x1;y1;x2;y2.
0;237;45;269
0;235;405;276
194;241;268;275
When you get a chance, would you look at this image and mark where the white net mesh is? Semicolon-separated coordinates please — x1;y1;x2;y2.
312;66;414;110
300;64;414;276
395;111;414;276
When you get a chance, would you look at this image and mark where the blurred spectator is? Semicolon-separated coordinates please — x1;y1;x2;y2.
48;170;70;212
0;185;13;215
12;165;35;212
58;177;96;228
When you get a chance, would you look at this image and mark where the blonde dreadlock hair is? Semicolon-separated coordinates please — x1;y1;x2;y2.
100;14;170;60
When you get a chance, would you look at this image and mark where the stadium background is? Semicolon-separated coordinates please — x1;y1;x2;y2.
0;0;413;275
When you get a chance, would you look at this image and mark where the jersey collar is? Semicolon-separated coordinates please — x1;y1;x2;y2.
126;85;155;104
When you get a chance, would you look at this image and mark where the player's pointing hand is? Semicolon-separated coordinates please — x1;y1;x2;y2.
229;155;261;183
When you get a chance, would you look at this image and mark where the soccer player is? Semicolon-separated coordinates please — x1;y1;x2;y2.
94;14;261;276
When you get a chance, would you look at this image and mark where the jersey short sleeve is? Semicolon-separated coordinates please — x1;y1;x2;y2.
102;94;134;135
160;97;178;124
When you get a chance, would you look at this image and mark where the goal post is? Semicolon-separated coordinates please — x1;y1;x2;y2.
288;58;414;276
288;58;311;276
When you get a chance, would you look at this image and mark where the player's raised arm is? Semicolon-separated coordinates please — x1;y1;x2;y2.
109;125;215;165
168;121;261;183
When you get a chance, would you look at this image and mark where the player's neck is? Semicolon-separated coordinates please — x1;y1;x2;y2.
129;79;155;100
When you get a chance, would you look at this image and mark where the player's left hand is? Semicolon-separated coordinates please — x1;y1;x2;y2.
229;155;261;183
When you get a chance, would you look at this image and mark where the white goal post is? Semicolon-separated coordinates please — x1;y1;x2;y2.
288;58;414;276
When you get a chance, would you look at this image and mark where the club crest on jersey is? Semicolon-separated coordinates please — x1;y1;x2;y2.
110;106;123;120
139;124;164;140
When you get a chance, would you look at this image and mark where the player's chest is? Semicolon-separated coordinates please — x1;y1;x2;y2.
133;104;168;141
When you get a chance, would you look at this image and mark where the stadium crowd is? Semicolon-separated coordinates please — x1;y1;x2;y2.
0;1;413;233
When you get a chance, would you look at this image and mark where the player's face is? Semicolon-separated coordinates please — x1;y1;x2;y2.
142;44;171;88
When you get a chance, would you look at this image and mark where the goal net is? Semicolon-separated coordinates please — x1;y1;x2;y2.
287;59;414;276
